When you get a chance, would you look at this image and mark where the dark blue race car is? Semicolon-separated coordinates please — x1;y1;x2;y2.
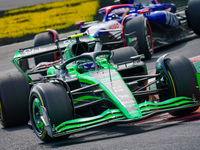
76;0;200;59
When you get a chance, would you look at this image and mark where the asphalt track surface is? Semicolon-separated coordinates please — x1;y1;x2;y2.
0;0;58;11
1;1;200;150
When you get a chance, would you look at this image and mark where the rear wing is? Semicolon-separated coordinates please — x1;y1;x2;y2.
11;33;97;81
12;34;95;60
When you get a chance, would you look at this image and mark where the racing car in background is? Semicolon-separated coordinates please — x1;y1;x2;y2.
0;32;200;142
76;0;200;59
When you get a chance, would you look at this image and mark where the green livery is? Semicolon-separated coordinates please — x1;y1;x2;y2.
0;31;199;142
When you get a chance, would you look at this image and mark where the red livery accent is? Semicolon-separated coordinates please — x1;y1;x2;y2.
109;23;120;30
76;21;85;25
138;8;150;14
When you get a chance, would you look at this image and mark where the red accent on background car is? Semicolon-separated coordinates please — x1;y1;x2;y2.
163;7;172;12
138;8;150;14
121;15;132;47
109;23;120;29
146;22;154;52
154;0;159;4
76;21;85;25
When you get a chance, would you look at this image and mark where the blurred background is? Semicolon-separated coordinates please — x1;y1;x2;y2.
0;0;189;46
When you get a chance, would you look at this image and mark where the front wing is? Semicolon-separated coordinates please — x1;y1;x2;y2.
40;96;200;138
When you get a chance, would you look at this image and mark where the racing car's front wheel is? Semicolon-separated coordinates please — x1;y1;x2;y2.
29;83;73;142
161;56;199;116
124;16;154;59
187;0;200;36
0;71;30;127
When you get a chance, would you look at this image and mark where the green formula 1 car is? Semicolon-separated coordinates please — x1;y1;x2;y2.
0;32;200;142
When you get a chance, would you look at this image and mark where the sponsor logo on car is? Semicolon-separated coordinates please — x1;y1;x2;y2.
109;23;120;29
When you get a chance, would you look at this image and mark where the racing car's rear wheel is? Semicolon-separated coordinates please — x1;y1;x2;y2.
33;30;59;65
29;83;73;142
0;71;30;127
124;16;154;59
111;46;138;64
161;56;199;116
187;0;200;36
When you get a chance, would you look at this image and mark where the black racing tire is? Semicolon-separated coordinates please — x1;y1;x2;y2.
0;72;30;128
33;31;58;65
120;0;129;4
29;83;73;142
112;46;148;103
163;56;199;116
187;0;200;36
124;16;154;59
111;46;138;64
